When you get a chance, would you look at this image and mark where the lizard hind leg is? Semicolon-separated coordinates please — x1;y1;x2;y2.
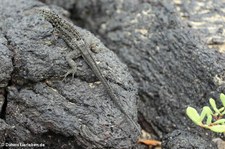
63;50;81;81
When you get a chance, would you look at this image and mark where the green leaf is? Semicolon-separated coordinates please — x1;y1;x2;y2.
220;93;225;107
208;125;225;133
186;107;202;125
222;110;225;115
200;106;213;122
206;115;212;125
209;98;220;114
219;107;225;112
213;119;225;125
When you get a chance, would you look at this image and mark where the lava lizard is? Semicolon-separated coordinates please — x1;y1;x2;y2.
38;9;140;134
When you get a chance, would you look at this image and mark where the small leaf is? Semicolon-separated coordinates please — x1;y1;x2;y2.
221;110;225;115
209;98;220;114
220;93;225;107
206;115;212;125
208;125;225;133
200;106;213;124
213;119;225;125
186;107;202;125
219;107;225;112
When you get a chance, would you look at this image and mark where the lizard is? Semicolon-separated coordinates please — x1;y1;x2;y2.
38;9;141;134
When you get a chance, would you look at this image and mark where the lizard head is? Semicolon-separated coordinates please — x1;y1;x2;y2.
37;8;62;28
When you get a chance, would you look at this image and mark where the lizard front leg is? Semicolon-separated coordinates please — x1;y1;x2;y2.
64;49;81;80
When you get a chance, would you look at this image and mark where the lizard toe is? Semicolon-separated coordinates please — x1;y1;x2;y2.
63;69;76;81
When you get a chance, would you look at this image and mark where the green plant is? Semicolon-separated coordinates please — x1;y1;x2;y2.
186;93;225;132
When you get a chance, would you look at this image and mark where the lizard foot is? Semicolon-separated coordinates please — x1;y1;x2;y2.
63;69;76;81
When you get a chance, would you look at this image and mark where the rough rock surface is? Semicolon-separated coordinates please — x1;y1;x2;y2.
57;0;225;148
0;0;139;148
0;36;13;88
174;0;225;52
2;0;225;148
162;130;215;149
0;119;11;144
43;0;76;10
